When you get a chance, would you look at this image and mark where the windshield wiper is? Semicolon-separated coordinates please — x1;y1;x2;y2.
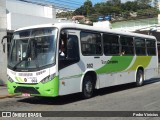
12;57;28;70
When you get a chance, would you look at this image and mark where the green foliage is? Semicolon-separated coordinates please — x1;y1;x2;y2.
137;8;159;18
57;0;159;22
122;11;130;19
74;6;86;16
121;1;138;12
56;11;73;19
153;0;159;10
107;0;121;6
74;0;94;16
135;0;152;5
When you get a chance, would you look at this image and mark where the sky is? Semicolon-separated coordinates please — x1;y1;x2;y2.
48;0;135;10
45;0;94;10
44;0;159;10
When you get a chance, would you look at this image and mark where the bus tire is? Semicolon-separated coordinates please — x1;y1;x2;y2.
81;75;94;99
135;69;144;87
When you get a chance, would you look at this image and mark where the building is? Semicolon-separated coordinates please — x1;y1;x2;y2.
6;0;57;31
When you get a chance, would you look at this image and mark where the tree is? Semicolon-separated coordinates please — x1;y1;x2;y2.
74;6;86;15
73;0;158;22
56;11;73;19
107;0;121;6
153;0;159;10
84;0;93;17
121;1;138;12
136;0;152;5
137;8;158;18
73;0;93;16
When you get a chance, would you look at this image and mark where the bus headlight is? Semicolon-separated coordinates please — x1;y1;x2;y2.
7;75;14;83
41;73;56;84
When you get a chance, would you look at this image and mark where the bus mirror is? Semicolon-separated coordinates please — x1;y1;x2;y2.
1;35;12;53
1;35;8;53
3;43;5;53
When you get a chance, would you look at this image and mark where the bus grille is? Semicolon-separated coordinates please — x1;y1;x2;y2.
14;86;40;94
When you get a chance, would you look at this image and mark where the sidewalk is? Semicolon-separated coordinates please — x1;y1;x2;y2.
0;86;20;99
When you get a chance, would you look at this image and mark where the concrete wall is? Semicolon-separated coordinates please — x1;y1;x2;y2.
7;13;72;31
7;0;56;18
0;0;7;85
7;13;57;30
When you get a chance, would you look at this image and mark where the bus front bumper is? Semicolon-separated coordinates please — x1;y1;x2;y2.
7;76;59;97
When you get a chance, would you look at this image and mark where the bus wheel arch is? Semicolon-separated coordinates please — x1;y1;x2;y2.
81;71;97;99
135;67;144;87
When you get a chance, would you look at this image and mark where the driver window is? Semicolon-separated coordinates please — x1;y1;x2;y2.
59;32;80;70
59;37;67;58
67;35;79;59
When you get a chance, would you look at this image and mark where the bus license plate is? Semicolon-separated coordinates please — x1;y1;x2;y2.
22;93;31;97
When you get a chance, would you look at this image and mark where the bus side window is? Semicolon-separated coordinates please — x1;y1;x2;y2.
135;38;146;55
81;31;102;56
103;34;119;56
120;36;134;56
146;39;156;56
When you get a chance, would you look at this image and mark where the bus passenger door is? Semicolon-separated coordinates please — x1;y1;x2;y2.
58;30;81;95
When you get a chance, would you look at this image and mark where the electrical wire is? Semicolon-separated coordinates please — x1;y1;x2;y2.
18;0;83;10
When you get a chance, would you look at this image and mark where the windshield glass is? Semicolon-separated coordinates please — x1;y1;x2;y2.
8;27;57;70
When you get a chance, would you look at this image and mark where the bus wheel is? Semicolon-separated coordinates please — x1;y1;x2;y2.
136;69;144;87
82;75;94;99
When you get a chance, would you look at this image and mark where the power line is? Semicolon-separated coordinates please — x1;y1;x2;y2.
48;0;83;5
32;0;83;8
17;0;80;10
44;0;81;8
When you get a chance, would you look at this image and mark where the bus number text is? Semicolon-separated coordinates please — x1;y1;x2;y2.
87;63;93;68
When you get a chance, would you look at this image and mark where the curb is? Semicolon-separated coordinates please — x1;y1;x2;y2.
0;94;20;99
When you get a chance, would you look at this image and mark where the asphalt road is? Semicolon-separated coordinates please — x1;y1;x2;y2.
1;78;160;120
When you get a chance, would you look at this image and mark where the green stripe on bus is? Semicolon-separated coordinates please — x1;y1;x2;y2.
60;74;82;80
128;56;152;71
96;56;134;74
19;77;24;82
16;77;24;82
15;77;24;82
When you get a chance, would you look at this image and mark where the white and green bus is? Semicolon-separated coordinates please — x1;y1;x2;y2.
7;23;158;98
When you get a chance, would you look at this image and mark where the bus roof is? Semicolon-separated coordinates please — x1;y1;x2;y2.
15;23;156;40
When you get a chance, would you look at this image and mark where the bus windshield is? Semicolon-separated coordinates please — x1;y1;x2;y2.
8;27;57;70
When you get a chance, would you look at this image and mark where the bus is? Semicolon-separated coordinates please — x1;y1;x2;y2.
7;23;158;98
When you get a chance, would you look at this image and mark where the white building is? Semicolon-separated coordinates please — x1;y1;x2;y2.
7;0;56;18
6;0;58;31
